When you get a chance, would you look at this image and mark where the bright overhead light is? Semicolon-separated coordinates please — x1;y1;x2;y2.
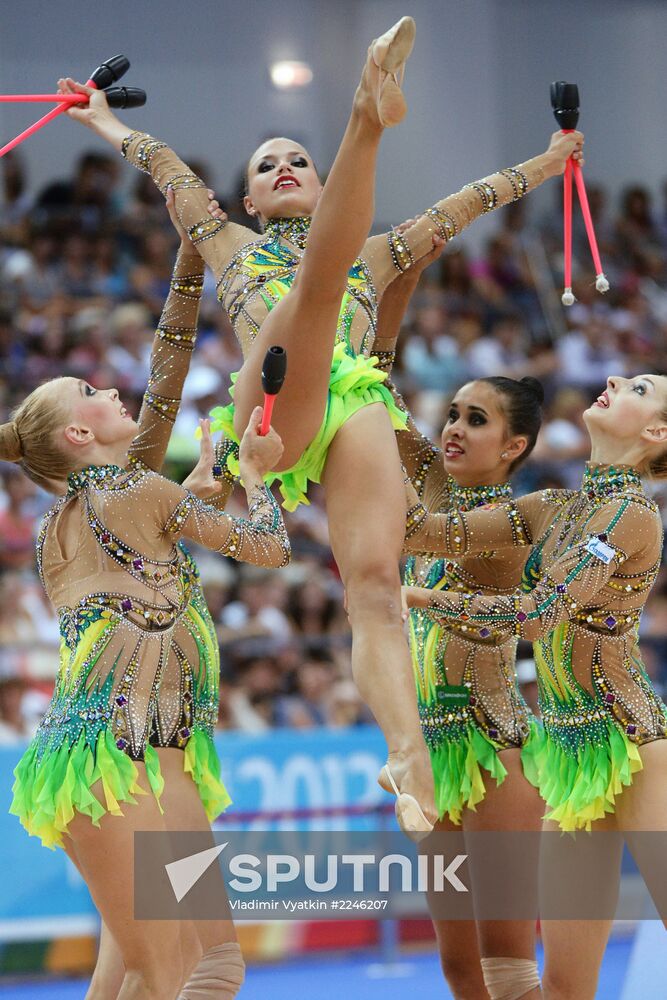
270;61;313;90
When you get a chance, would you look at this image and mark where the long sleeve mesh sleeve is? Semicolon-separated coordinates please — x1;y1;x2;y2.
152;475;290;568
422;500;656;642
127;249;204;473
365;155;550;294
121;133;255;281
405;487;540;555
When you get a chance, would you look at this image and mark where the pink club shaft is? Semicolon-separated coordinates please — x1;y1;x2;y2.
0;80;94;159
572;159;605;277
0;94;84;103
563;157;573;292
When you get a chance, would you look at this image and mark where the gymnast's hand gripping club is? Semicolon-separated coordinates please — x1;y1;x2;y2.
0;55;146;159
260;347;287;437
551;81;609;305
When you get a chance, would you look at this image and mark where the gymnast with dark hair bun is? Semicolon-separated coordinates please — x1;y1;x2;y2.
372;255;547;999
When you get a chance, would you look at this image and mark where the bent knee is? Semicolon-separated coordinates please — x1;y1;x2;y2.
345;565;402;621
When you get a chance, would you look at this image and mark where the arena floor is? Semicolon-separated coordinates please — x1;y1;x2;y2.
0;938;637;1000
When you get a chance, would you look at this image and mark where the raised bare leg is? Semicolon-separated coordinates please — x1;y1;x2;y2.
231;18;416;467
322;402;436;824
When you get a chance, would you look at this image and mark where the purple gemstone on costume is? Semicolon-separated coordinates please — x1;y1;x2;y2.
556;584;566;594
133;558;144;571
121;599;133;612
605;692;616;704
479;628;491;638
116;737;128;750
212;465;222;476
516;611;527;623
469;696;477;707
605;616;617;630
489;729;499;739
180;727;191;739
626;724;637;736
116;694;128;706
598;533;608;542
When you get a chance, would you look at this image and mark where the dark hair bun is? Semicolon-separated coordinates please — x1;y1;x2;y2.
519;376;545;405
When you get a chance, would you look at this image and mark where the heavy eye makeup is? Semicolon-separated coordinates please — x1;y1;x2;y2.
447;406;487;427
257;156;308;174
632;380;649;396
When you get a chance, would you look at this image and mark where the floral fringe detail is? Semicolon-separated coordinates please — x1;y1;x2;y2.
183;728;231;821
209;342;407;511
10;729;151;851
521;719;643;831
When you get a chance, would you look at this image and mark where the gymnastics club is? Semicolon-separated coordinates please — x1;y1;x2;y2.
551;81;609;305
260;346;287;436
0;56;145;160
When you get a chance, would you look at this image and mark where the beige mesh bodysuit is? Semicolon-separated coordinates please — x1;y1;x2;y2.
404;464;667;830
10;249;290;850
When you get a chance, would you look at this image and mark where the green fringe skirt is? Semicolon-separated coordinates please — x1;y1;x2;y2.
209;342;408;511
10;726;231;851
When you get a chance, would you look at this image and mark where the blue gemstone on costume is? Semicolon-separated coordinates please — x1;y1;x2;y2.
556;584;566;594
116;737;128;750
116;694;128;706
605;616;617;630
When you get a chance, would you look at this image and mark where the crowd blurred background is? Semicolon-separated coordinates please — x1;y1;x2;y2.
1;147;667;745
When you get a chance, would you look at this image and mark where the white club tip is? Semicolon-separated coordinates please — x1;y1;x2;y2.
562;288;575;307
595;274;610;293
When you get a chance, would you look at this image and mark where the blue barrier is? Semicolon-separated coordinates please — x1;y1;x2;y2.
0;727;389;935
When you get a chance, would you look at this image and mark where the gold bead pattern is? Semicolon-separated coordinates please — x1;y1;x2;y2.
424;206;458;242
144;390;181;423
188;217;227;246
499;167;529;201
464;180;499;213
387;228;416;273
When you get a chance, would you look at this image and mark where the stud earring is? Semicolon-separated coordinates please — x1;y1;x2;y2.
500;452;508;459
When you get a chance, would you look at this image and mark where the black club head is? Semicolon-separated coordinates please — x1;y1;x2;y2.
550;81;580;130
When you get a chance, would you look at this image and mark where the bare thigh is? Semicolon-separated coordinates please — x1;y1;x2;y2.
463;748;543;959
63;762;200;991
540;815;622;1000
232;276;347;468
322;402;405;577
614;739;667;924
156;747;237;951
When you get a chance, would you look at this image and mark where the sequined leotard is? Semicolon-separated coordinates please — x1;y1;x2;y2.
11;250;290;850
119;132;549;508
376;376;538;822
405;465;667;831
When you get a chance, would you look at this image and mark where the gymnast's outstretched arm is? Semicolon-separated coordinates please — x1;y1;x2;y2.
56;78;256;280
363;130;584;297
370;232;449;508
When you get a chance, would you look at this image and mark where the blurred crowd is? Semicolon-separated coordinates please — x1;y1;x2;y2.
1;147;667;743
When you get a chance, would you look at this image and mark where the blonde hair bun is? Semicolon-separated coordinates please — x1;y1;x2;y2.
0;421;23;462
